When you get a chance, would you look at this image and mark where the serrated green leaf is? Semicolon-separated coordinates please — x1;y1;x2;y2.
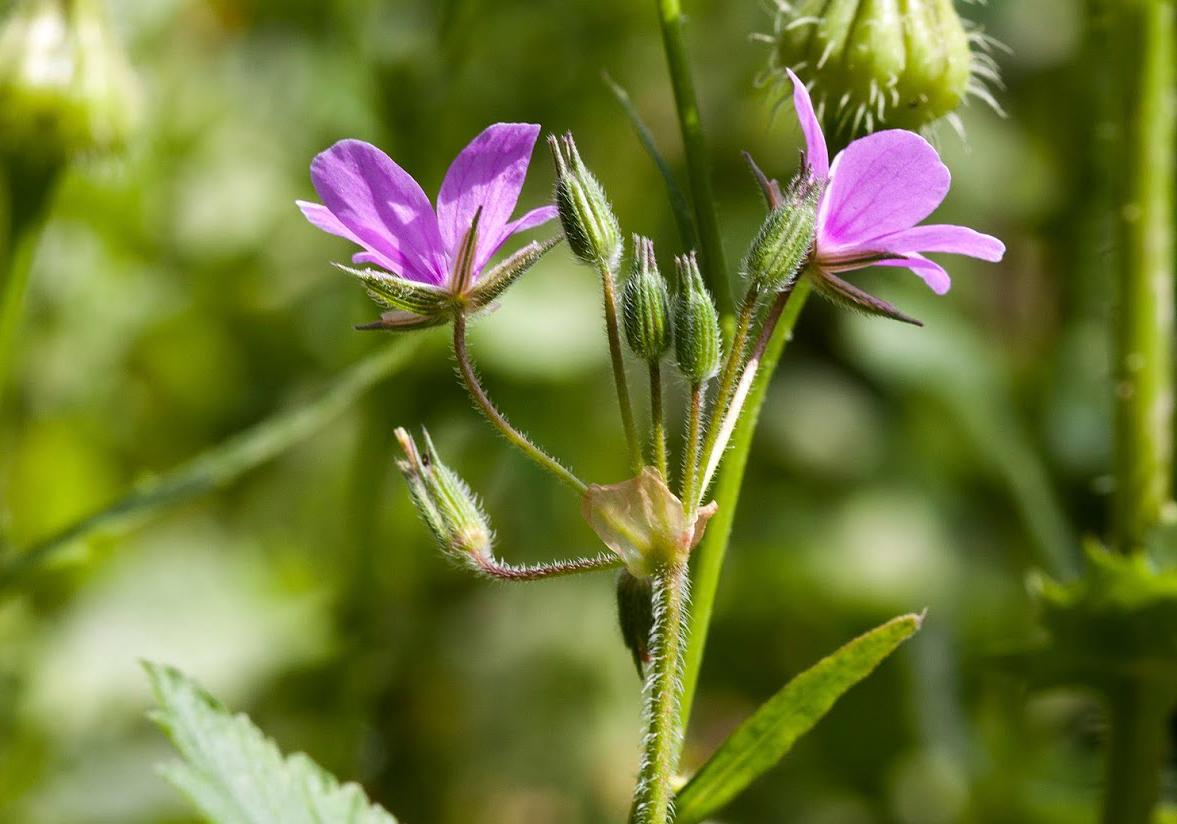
146;662;399;824
674;612;923;824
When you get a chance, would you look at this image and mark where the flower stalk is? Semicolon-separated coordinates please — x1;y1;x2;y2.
649;360;668;479
599;258;645;476
452;314;587;494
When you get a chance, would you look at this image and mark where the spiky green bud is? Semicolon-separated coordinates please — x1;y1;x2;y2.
549;132;622;270
396;428;492;566
768;0;992;141
743;176;821;294
673;252;721;383
0;0;140;162
622;235;671;362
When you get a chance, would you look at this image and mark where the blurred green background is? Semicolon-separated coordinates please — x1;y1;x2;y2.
0;0;1128;822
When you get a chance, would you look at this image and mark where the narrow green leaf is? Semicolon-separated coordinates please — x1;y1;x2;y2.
146;662;399;824
674;612;924;824
602;72;698;256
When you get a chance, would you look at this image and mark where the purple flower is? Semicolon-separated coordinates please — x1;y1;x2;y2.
297;123;558;329
787;69;1004;301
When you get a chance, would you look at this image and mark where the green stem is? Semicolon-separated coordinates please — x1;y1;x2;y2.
599;261;644;476
656;0;731;316
693;289;758;504
453;314;588;494
470;551;620;581
650;360;668;478
1099;682;1173;824
681;382;704;511
631;558;690;824
677;281;811;736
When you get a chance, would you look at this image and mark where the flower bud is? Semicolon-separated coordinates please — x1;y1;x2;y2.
395;427;493;566
549;132;622;270
0;0;140;163
742;176;820;294
767;0;990;140
615;569;654;676
673;252;721;383
622;235;671;362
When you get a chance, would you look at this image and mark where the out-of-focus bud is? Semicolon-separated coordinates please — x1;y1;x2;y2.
622;235;671;362
673;252;720;383
549;132;622;270
615;569;655;676
767;0;995;141
396;428;493;567
0;0;140;163
743;175;820;294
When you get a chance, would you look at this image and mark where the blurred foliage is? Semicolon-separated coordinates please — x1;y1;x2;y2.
0;0;1149;823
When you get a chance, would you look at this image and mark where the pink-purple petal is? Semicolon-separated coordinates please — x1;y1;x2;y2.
818;130;951;252
473;203;558;276
310;139;448;285
787;69;828;181
871;223;1006;262
298;200;405;275
871;255;953;295
436;123;542;272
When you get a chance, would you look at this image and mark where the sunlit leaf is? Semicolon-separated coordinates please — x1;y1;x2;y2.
674;612;923;824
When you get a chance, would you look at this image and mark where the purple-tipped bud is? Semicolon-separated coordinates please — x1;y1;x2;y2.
622;235;671;362
396;428;492;567
742;176;820;294
673;253;721;383
549;132;622;270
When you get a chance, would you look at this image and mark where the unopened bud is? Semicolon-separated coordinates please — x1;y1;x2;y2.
0;0;140;162
396;428;492;566
743;176;820;294
622;235;671;361
615;569;654;677
768;0;990;140
549;132;622;270
673;252;721;383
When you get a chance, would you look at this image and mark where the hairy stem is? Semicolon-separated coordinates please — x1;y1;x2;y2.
470;551;621;581
631;558;690;824
656;0;731;316
599;260;644;476
453;315;587;494
1100;681;1173;824
650;360;668;478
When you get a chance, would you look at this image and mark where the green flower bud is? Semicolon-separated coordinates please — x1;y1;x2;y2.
0;0;140;163
549;132;622;270
742;176;820;294
615;569;654;677
396;427;493;567
622;235;671;361
765;0;997;141
673;252;721;383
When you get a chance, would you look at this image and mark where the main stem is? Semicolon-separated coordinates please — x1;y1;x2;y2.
1100;3;1175;823
598;261;644;476
453;315;587;494
631;558;690;824
1110;0;1175;555
656;0;731;316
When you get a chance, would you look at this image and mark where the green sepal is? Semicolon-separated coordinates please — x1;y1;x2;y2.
742;176;820;294
808;267;924;326
673;612;923;824
334;263;452;317
465;234;563;309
